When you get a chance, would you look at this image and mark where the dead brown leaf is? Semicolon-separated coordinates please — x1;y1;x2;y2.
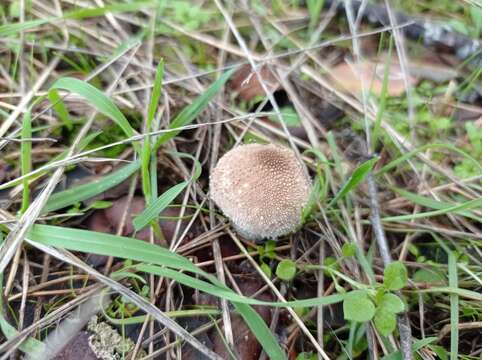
230;64;279;101
330;60;417;97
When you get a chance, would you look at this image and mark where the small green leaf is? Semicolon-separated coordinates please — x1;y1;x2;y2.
342;242;357;257
265;240;276;259
413;268;445;284
48;89;73;130
86;200;113;210
374;307;397;336
471;5;482;36
276;259;297;281
260;262;272;278
383;261;408;291
379;293;405;314
343;290;375;322
296;352;317;360
268;106;301;127
328;156;379;207
429;345;449;360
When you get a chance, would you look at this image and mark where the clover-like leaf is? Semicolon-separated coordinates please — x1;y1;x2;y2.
276;259;297;281
379;293;405;314
343;290;375;322
383;261;408;291
342;242;357;257
374;307;397;336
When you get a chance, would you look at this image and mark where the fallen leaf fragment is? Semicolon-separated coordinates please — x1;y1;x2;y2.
230;64;279;101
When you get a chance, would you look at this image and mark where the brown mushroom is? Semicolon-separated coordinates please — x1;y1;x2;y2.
210;143;311;240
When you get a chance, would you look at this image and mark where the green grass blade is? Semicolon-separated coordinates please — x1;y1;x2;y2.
28;224;207;276
153;68;235;151
63;1;156;20
448;252;459;360
391;187;481;222
49;77;139;153
26;224;349;359
27;225;347;307
0;18;52;37
47;89;73;130
42;160;140;213
416;286;482;301
328;156;379;207
0;313;45;354
376;143;481;176
142;60;165;202
233;302;287;360
135;152;202;231
137;264;345;307
382;197;482;222
20;110;32;214
27;222;344;360
133;181;188;231
147;60;164;128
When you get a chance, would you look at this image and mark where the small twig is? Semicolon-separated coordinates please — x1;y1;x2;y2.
368;174;413;360
437;321;482;342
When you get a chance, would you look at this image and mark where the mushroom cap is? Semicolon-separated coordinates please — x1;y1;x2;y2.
210;143;311;240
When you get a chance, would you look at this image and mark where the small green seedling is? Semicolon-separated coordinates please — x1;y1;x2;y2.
276;259;297;281
257;240;276;278
343;261;408;336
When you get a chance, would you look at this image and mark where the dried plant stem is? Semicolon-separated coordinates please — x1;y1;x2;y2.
367;174;413;360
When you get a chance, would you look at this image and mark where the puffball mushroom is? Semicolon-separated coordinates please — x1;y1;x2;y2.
210;143;311;241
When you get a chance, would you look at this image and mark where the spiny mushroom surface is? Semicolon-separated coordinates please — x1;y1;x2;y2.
210;143;311;240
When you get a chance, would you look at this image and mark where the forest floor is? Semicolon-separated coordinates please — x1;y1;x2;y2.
0;1;481;360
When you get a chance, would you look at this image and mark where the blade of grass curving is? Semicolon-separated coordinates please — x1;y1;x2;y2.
0;313;45;354
20;110;32;214
28;224;208;277
391;187;481;222
42;160;140;213
27;225;348;307
376;143;481;176
25;241;223;360
136;264;345;308
134;152;202;231
328;156;379;207
153;68;235;151
49;77;140;153
382;197;482;222
134;181;188;231
47;89;73;130
26;225;347;360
